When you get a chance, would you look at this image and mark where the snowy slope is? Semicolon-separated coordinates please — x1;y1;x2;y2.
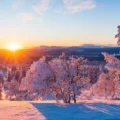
0;100;120;120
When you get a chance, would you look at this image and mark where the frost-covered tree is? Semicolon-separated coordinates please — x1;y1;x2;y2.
49;55;91;103
4;79;20;100
102;52;120;99
92;71;117;99
91;53;120;99
20;57;54;100
102;52;120;72
49;55;71;103
68;57;91;103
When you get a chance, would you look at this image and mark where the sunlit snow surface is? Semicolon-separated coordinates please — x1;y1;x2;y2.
0;100;120;120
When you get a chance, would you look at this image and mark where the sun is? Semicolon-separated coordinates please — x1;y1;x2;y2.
6;43;22;51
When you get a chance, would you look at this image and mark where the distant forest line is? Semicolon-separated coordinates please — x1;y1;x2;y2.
0;46;120;64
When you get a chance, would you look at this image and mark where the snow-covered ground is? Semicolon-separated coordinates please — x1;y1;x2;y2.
0;101;46;120
0;100;120;120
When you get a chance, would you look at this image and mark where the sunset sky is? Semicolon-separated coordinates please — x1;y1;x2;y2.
0;0;120;48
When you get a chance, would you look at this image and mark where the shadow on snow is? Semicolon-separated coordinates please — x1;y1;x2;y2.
31;103;120;120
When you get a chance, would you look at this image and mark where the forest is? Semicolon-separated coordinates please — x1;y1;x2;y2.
0;52;119;103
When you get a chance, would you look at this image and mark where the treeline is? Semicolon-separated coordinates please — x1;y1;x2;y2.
0;52;120;103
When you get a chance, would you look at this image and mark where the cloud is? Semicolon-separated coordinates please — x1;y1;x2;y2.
32;0;52;15
63;0;96;13
12;0;96;19
12;0;52;15
21;12;33;21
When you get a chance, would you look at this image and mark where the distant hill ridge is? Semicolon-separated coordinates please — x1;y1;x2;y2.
33;44;117;50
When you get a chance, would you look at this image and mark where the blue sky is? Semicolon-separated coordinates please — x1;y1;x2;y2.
0;0;120;48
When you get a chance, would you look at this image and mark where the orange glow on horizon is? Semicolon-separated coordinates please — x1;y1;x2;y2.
6;43;22;51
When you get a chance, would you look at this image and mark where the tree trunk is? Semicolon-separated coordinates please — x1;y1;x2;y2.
59;89;68;103
63;98;67;103
54;92;60;103
105;86;108;99
111;82;115;99
73;93;76;103
67;94;71;103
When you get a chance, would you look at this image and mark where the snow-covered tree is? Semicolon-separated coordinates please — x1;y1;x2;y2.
49;55;91;103
91;53;120;99
20;57;54;100
4;79;20;100
49;56;71;103
68;57;91;103
102;53;120;98
102;52;120;72
92;71;116;99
